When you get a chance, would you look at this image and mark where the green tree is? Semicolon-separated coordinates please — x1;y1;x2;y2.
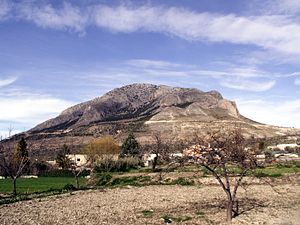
16;137;28;158
121;132;140;157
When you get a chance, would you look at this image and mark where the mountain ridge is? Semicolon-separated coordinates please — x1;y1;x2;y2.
10;83;299;156
30;83;239;133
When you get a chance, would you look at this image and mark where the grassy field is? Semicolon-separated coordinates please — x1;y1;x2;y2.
254;163;300;177
0;177;86;194
0;162;299;195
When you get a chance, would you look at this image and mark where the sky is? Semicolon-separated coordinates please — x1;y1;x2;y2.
0;0;300;137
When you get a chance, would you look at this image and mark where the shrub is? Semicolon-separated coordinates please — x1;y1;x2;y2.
38;169;90;177
109;175;151;186
29;161;54;175
254;172;282;178
83;136;120;164
141;210;154;217
63;184;77;191
171;177;194;186
161;215;192;223
96;173;112;186
38;169;73;177
94;157;143;173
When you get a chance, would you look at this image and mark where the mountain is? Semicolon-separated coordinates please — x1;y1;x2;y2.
14;83;300;156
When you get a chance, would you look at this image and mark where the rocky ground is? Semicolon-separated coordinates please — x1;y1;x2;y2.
0;179;299;225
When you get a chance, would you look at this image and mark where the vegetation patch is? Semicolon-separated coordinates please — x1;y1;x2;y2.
161;214;193;223
170;177;195;186
96;173;112;186
195;211;205;218
254;163;300;178
105;175;152;187
141;210;154;217
94;157;143;173
254;172;282;178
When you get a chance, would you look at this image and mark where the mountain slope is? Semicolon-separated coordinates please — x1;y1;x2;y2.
18;83;299;155
31;84;239;133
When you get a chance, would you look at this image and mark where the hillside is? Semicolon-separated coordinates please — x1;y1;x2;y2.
11;83;300;156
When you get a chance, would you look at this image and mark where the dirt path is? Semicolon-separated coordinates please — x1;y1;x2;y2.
0;184;299;225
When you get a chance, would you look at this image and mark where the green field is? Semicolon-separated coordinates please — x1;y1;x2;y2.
0;177;86;194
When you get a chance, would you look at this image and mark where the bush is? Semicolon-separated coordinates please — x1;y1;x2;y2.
94;157;143;173
29;161;54;176
38;169;90;177
110;176;151;186
96;173;112;186
63;184;77;191
254;172;282;178
171;177;194;186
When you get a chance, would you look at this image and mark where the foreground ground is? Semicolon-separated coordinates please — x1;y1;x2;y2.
0;179;299;225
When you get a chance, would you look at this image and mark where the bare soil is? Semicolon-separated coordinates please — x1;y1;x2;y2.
0;180;299;225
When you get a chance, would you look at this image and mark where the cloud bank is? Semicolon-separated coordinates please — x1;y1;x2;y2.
237;98;300;128
1;1;300;55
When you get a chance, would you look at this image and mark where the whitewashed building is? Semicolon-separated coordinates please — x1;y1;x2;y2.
66;154;88;167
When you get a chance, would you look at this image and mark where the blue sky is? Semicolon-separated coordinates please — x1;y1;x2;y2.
0;0;300;137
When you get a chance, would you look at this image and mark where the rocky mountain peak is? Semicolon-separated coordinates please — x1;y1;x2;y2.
30;83;239;133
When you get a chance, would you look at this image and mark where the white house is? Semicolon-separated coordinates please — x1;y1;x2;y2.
142;153;183;167
66;154;88;167
268;143;299;151
276;144;299;150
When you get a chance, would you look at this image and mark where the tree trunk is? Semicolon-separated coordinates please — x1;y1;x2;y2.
152;155;158;172
13;178;17;196
226;200;233;223
75;175;79;189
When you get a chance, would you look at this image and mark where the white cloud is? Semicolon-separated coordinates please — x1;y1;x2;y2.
91;5;300;55
0;95;74;133
220;79;275;92
295;78;300;85
17;2;88;33
237;98;300;128
0;96;73;123
126;59;183;69
1;3;300;55
0;76;17;87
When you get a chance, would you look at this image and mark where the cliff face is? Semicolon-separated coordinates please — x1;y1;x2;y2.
15;83;298;156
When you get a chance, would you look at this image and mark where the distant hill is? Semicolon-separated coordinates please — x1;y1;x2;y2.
10;83;300;156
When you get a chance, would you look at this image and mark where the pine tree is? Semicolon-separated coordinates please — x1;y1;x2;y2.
121;132;140;157
16;137;28;158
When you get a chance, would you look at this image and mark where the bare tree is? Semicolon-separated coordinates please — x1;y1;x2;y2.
63;138;89;189
82;136;120;164
184;128;258;223
0;136;30;196
142;133;171;172
56;144;72;169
